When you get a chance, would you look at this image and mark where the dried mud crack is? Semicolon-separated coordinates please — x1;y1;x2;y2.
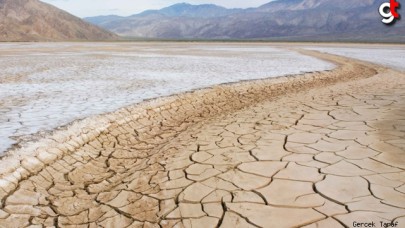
0;50;404;227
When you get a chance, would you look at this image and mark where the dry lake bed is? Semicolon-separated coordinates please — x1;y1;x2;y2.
0;43;336;155
0;43;404;227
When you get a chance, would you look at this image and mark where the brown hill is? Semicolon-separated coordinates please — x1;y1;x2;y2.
0;0;118;41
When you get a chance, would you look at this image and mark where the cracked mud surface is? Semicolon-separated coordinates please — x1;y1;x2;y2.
0;43;334;155
0;49;404;227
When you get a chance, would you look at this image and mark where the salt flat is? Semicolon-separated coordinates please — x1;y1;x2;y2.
0;46;404;227
0;43;335;155
305;45;405;71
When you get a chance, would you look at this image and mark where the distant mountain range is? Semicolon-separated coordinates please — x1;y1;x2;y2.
0;0;117;41
85;0;405;42
1;0;403;42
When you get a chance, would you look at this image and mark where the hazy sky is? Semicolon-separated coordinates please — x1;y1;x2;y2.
40;0;274;18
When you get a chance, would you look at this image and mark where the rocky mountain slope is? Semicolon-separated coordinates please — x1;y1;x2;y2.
85;0;405;42
0;0;118;41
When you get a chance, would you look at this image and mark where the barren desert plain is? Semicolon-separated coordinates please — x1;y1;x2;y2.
0;42;404;227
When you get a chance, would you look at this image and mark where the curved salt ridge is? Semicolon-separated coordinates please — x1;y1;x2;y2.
0;50;379;204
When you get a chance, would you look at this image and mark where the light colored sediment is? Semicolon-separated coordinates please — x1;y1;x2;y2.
0;50;404;227
306;46;405;71
0;43;334;155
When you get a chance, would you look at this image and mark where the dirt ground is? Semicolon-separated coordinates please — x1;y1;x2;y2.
0;49;404;227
